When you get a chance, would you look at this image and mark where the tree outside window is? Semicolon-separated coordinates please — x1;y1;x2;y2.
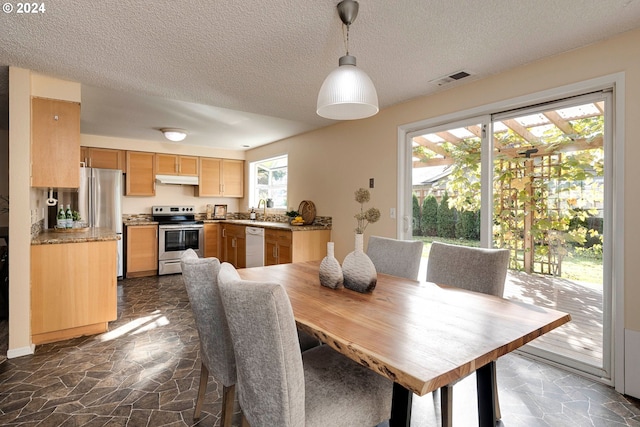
250;155;288;209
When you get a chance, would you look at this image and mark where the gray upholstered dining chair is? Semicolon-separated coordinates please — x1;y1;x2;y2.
426;241;510;426
217;262;393;427
180;249;236;426
366;235;424;280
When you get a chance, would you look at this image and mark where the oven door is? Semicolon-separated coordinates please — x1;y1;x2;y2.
159;224;204;262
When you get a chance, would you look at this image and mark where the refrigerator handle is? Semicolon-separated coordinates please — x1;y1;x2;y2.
89;174;96;227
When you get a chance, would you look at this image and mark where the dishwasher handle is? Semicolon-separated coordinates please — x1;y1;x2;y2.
246;226;265;236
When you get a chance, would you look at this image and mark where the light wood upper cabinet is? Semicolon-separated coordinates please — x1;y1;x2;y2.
196;158;244;198
125;151;156;196
81;147;125;171
197;157;222;196
31;97;81;188
126;224;158;277
156;154;198;176
222;159;244;197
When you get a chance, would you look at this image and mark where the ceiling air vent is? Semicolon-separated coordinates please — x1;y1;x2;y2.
429;70;472;87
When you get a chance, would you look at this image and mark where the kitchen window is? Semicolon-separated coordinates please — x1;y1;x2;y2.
249;154;287;209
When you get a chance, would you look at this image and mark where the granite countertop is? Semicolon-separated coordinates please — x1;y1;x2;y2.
124;220;159;226
32;227;120;245
207;219;330;231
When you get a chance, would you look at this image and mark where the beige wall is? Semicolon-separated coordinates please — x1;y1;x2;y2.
246;28;640;333
81;134;245;216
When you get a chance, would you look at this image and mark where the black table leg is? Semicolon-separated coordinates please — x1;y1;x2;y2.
476;361;497;427
390;383;412;427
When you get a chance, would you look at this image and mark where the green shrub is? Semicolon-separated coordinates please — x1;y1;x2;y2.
412;194;422;235
437;192;456;238
421;195;438;236
457;210;480;240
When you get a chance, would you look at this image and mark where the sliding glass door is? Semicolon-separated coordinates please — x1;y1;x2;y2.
402;91;613;380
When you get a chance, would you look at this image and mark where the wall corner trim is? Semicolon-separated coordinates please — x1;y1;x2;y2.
625;328;640;399
7;344;35;359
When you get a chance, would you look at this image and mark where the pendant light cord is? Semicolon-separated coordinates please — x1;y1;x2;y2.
342;23;350;56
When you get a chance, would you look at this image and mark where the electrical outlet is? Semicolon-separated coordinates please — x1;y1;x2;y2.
390;208;396;219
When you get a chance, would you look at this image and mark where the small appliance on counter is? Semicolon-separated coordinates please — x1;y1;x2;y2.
153;205;204;275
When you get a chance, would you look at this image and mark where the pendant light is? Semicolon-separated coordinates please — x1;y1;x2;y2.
317;0;378;120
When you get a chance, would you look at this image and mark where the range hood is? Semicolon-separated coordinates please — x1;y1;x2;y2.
155;175;199;185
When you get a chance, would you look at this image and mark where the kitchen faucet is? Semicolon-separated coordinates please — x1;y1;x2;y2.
257;199;267;218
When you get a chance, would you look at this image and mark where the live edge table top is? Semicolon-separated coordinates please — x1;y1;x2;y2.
237;260;571;396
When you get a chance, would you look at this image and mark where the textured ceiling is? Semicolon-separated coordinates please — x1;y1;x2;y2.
1;1;640;149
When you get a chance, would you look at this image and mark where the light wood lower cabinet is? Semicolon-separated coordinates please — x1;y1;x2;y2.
265;229;292;265
204;223;220;258
266;229;331;265
31;240;117;344
221;224;246;268
126;224;158;277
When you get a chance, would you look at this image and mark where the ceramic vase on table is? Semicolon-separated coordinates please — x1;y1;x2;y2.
342;233;377;293
319;242;343;289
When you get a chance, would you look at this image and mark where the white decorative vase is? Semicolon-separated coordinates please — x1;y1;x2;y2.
319;242;343;289
342;234;377;293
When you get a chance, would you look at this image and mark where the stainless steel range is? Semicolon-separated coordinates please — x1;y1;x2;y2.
153;205;204;275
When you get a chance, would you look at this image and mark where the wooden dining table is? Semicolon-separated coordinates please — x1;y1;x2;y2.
237;260;571;427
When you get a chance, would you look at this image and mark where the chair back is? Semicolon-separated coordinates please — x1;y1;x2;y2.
426;242;510;296
367;235;424;280
218;263;305;427
180;249;236;386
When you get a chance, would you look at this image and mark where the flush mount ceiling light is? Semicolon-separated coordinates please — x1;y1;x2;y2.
317;0;378;120
160;128;188;142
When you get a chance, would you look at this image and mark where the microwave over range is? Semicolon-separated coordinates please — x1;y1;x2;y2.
153;205;204;275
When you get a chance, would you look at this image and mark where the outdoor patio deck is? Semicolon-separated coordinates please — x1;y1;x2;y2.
418;261;604;369
503;270;604;368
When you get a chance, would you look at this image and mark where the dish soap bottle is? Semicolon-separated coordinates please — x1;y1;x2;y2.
56;205;66;229
250;207;256;220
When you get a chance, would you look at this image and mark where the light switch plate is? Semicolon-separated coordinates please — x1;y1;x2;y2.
390;208;396;219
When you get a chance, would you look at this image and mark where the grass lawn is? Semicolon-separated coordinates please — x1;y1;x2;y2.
412;235;602;285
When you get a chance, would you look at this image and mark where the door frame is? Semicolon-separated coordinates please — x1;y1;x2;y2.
397;73;625;391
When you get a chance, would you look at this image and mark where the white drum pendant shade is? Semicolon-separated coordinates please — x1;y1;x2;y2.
317;56;378;120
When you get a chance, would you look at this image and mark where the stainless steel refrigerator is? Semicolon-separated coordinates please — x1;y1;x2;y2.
78;167;123;278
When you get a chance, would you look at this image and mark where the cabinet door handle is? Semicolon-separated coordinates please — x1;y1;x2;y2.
222;229;226;237
232;237;236;248
273;247;277;258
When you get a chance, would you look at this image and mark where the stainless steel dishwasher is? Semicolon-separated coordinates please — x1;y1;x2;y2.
245;226;265;267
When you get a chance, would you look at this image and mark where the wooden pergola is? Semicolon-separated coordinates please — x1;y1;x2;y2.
412;101;605;275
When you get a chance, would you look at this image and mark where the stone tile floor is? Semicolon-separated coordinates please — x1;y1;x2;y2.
1;274;639;426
